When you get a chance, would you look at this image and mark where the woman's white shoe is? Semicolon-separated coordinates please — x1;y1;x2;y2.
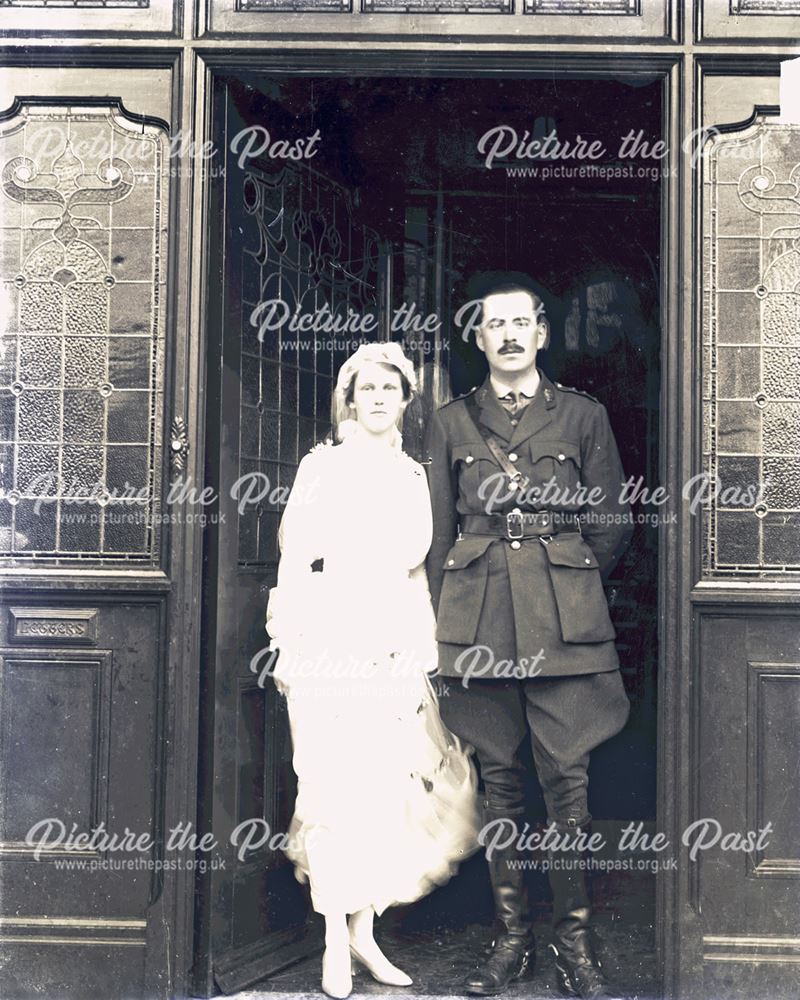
349;941;413;987
321;945;353;999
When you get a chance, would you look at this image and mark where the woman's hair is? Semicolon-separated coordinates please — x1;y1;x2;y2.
343;364;413;405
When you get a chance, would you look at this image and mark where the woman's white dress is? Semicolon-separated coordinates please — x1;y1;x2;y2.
265;425;480;917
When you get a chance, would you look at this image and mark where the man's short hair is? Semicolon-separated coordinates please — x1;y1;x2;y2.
465;271;553;347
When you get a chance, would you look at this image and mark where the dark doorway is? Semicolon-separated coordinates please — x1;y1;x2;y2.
197;72;661;997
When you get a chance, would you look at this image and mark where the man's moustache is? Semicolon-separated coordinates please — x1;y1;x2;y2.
498;344;524;355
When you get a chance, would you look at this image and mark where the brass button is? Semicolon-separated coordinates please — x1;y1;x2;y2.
508;452;519;462
448;559;455;566
465;455;474;464
558;453;566;462
510;418;518;426
510;540;521;550
584;557;591;564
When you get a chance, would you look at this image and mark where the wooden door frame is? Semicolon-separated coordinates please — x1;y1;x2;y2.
183;49;683;999
1;34;794;1000
0;47;199;1000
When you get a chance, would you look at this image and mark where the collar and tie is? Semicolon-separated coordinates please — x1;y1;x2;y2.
489;370;541;422
496;388;535;418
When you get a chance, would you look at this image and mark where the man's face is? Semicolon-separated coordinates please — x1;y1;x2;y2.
475;290;547;377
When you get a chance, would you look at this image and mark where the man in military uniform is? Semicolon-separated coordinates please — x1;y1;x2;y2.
425;274;632;999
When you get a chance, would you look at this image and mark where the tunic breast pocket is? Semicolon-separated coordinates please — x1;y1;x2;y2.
528;440;582;505
451;443;501;509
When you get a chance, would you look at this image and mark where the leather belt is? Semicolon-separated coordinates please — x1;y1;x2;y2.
461;511;581;541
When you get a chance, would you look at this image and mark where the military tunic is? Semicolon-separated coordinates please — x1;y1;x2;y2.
425;370;632;680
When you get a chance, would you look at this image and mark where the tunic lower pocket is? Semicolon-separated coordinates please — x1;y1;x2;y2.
435;535;494;646
541;535;617;644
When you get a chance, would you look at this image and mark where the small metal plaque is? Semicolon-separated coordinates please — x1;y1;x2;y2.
9;608;98;646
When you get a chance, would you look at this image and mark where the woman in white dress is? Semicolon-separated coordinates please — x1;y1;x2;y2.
265;343;480;999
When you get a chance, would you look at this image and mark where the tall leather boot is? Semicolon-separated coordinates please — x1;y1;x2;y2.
463;806;535;997
546;819;622;1000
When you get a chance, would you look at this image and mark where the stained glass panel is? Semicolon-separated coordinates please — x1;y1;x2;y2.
526;0;638;11
701;116;800;576
2;0;146;6
364;0;508;11
0;101;168;566
238;0;347;8
730;0;800;13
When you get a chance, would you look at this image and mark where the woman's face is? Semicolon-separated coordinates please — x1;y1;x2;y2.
351;361;405;436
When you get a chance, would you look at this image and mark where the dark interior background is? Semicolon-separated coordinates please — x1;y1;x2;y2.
227;72;661;927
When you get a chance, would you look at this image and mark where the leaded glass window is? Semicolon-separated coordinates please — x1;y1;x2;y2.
729;0;800;13
237;164;383;566
364;0;509;12
525;0;639;12
0;101;168;566
237;0;348;10
1;0;146;6
701;115;800;576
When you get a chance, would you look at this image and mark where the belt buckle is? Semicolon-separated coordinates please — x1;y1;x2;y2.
506;510;524;540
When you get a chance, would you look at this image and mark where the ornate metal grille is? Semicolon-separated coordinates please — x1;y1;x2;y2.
702;114;800;576
238;164;383;566
0;101;168;566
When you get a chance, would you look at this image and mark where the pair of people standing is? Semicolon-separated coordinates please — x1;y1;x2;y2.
266;274;631;1000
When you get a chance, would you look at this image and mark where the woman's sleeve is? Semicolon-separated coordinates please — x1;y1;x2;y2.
265;450;325;647
406;462;438;675
404;459;434;573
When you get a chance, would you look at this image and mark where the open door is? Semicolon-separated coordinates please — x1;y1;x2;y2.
190;78;388;996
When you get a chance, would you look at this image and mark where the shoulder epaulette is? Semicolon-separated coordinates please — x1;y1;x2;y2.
554;382;601;405
441;386;479;408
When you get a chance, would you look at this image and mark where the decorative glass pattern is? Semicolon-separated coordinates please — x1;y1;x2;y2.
702;115;800;576
364;0;508;12
730;0;800;13
0;101;168;566
238;0;348;9
526;0;638;12
1;0;146;6
238;164;383;567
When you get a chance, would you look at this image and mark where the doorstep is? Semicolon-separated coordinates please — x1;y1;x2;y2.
231;914;660;1000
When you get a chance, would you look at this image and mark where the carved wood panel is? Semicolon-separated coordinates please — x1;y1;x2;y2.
696;612;800;996
0;647;112;851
